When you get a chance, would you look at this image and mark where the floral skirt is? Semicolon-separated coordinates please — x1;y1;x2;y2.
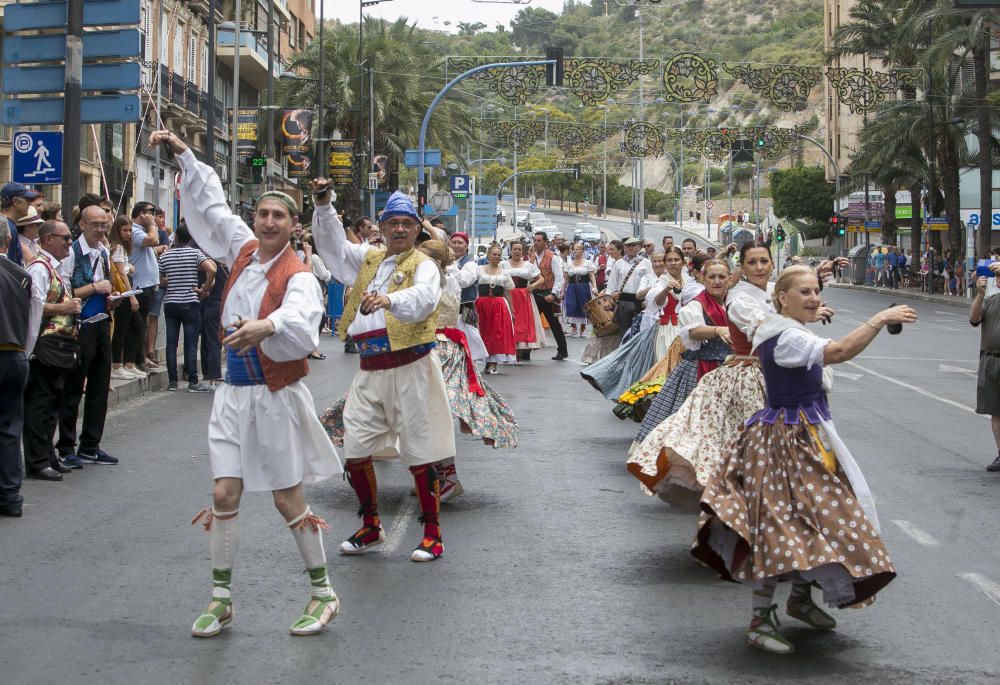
691;413;895;608
318;340;518;450
627;362;765;499
581;332;621;364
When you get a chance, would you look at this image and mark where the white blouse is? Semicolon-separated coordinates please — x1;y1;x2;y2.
566;260;596;277
678;299;708;351
726;280;775;340
478;267;515;290
500;260;541;281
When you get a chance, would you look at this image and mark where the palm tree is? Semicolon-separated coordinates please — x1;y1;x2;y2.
278;18;472;216
919;1;996;258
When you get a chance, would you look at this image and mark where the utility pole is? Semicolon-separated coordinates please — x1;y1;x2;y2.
317;0;325;181
152;0;162;209
206;0;217;168
265;0;274;189
368;61;375;219
635;5;644;239
229;0;241;211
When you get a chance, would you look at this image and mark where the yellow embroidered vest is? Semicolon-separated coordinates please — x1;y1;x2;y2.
338;247;437;350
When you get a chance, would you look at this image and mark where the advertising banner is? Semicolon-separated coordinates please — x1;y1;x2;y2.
236;107;257;156
281;108;313;178
328;139;354;184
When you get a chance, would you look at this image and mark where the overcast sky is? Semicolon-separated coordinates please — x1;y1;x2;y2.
325;0;567;32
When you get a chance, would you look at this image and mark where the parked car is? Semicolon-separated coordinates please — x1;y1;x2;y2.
533;224;562;242
573;222;600;241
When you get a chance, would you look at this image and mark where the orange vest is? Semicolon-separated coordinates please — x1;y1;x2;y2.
221;241;311;392
534;250;555;290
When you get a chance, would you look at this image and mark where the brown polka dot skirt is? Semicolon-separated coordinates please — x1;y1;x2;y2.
691;414;896;608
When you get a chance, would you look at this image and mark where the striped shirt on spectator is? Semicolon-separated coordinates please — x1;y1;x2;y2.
159;245;208;304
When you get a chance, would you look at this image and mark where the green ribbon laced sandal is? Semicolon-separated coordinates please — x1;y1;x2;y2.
746;605;795;655
192;569;234;638
290;567;340;636
787;595;837;630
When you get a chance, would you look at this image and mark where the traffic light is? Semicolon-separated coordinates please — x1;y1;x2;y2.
249;154;266;184
545;47;564;87
573;163;581;180
775;225;786;243
829;214;846;237
755;137;766;149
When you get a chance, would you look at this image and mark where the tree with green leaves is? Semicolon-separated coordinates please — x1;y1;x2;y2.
769;166;834;227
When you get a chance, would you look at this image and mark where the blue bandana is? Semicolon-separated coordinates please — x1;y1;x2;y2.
379;191;419;223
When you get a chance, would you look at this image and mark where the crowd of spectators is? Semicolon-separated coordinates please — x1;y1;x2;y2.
0;184;234;518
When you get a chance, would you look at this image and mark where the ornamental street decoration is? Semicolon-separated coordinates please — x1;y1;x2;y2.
448;57;544;105
661;52;719;103
548;122;617;156
664;125;808;161
825;67;921;115
477;119;545;150
720;63;823;112
479;119;616;156
621;121;665;158
564;58;657;106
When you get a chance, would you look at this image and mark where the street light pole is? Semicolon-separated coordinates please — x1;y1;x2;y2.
317;0;325;181
369;60;375;219
206;0;217;168
602;107;607;219
265;0;274;190
229;0;241;212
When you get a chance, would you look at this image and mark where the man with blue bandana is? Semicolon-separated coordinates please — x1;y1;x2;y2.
313;182;455;563
151;130;343;639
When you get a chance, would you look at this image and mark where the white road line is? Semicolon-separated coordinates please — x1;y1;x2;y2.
958;572;1000;608
382;498;416;554
891;519;940;547
859;356;980;363
844;360;981;416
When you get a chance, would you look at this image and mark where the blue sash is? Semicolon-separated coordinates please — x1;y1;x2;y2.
224;343;266;386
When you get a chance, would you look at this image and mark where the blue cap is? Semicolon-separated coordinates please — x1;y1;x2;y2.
379;191;419;223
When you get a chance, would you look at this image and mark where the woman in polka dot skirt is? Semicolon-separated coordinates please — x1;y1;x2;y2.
691;266;918;655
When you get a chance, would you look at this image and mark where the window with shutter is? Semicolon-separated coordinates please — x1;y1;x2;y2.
174;24;184;75
188;36;196;83
160;12;167;63
202;44;209;92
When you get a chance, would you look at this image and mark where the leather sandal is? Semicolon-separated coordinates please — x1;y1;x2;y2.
746;605;795;655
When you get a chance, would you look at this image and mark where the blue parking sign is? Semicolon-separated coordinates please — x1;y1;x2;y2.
12;130;62;184
450;175;469;193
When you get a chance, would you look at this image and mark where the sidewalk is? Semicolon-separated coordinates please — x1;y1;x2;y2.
828;282;974;310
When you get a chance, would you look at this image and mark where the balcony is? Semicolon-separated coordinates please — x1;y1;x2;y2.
171;73;185;107
216;28;281;91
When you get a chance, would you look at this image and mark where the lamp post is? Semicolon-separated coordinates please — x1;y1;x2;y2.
219;17;242;211
206;0;217;169
597;98;615;219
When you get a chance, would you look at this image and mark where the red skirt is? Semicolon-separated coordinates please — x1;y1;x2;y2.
475;296;516;356
509;288;537;344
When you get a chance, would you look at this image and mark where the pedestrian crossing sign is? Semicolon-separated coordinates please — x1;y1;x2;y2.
12;130;61;184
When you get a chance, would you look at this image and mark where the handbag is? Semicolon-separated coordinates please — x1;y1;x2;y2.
109;261;130;296
33;334;80;369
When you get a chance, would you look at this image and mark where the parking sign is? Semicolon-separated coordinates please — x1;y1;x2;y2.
450;174;470;198
12;130;62;184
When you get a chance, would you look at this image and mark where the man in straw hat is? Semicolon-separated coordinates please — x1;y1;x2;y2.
312;181;455;563
149;130;343;638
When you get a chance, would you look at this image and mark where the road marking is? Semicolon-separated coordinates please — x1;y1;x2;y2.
382;498;416;554
891;519;940;547
938;364;978;377
958;572;1000;608
831;369;864;381
844;360;980;415
934;310;966;317
860;356;980;363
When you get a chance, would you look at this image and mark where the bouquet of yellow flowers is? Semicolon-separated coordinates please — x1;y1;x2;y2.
612;375;665;422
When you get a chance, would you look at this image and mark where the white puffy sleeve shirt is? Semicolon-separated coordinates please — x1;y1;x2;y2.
177;149;321;361
677;299;707;351
726;281;775;341
311;202;440;337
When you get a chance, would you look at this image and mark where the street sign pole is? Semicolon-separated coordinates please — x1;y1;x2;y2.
63;0;83;209
470;175;476;245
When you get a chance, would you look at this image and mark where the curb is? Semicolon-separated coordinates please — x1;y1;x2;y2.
828;283;972;310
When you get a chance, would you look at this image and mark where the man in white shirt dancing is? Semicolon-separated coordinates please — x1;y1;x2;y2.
313;183;455;563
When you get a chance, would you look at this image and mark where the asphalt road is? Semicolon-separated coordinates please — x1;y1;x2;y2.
2;287;998;684
500;200;716;250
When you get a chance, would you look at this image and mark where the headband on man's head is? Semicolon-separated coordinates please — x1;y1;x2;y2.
256;191;298;217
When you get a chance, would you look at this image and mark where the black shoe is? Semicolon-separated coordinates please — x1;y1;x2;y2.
52;461;72;474
344;342;358;354
27;467;63;481
0;503;22;517
77;449;119;466
551;353;569;361
987;455;1000;472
